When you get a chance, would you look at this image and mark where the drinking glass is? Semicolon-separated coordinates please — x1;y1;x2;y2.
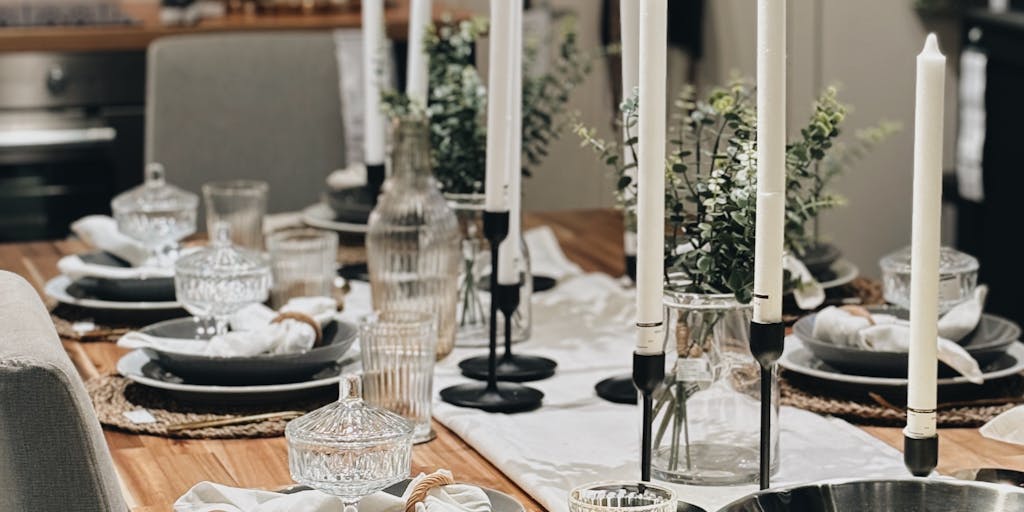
202;180;268;250
360;311;438;444
266;228;338;308
568;481;677;512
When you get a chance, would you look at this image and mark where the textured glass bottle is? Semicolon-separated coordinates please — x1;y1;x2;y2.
366;119;461;359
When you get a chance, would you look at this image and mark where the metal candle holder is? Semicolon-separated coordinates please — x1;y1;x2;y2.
749;320;784;490
440;211;543;413
633;351;665;482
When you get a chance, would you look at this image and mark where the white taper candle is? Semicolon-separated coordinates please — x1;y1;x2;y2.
752;0;787;325
362;0;386;165
620;0;640;259
484;0;513;213
635;0;667;355
406;0;433;105
498;0;524;285
906;33;946;440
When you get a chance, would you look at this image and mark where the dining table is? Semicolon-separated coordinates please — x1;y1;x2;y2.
2;208;1023;511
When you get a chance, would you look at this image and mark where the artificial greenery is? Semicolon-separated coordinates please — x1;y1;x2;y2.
576;79;896;303
382;15;595;194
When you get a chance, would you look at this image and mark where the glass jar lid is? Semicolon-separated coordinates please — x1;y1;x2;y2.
879;246;979;274
111;163;199;214
286;374;414;446
174;222;269;278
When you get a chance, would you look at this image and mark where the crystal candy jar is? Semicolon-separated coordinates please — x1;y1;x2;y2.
111;163;198;261
568;481;677;512
286;374;413;508
880;246;979;314
367;118;461;359
174;223;271;334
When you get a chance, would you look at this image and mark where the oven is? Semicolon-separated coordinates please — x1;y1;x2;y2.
0;51;145;241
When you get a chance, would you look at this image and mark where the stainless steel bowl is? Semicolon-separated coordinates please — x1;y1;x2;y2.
716;478;1024;511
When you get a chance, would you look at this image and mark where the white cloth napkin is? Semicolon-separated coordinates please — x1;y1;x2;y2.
71;215;151;267
327;163;368;190
811;292;986;383
783;253;825;310
980;405;1024;446
118;297;338;357
57;254;176;281
174;472;491;512
523;226;583;280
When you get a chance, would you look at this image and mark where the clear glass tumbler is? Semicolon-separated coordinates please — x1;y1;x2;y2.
202;180;269;250
568;481;677;512
360;311;438;444
266;228;338;308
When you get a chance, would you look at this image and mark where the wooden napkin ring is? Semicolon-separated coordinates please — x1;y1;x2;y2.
404;471;457;512
271;312;324;347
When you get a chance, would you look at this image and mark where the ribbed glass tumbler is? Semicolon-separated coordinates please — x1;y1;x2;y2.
267;228;338;308
202;180;268;250
360;311;439;444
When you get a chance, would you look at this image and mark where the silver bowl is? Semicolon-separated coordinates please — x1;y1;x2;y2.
716;478;1024;511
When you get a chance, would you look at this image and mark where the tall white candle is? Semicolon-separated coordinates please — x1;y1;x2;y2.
484;0;514;213
906;33;946;441
362;0;386;165
498;0;525;286
406;0;433;105
620;0;640;259
752;0;786;325
635;0;666;355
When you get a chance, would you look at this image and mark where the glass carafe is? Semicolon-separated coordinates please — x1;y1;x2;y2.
366;118;461;359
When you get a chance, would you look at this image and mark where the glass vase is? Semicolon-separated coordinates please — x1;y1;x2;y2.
650;289;779;486
445;191;533;347
366;119;461;360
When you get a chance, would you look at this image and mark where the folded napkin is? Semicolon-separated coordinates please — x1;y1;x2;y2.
980;405;1024;446
327;163;367;190
118;297;338;357
811;291;986;383
524;226;583;280
174;471;492;512
57;253;177;281
784;253;825;310
71;215;151;267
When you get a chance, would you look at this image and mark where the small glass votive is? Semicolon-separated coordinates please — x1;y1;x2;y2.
569;481;677;512
879;246;979;314
360;311;438;444
266;228;338;308
203;180;268;250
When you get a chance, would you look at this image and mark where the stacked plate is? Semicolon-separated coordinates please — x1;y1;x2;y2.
783;309;1024;388
45;251;181;312
117;317;360;404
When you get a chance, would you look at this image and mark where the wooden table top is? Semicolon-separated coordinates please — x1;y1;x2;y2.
0;0;469;53
2;208;1023;511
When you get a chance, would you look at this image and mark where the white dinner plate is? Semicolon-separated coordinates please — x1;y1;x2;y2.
301;202;369;234
818;259;859;290
45;274;181;311
781;338;1024;387
117;349;351;403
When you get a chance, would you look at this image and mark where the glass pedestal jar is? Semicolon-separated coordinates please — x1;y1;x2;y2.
446;193;532;347
651;291;778;486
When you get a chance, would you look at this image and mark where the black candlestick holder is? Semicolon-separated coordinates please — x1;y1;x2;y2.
366;162;386;198
633;350;665;482
749;320;785;490
440;211;544;413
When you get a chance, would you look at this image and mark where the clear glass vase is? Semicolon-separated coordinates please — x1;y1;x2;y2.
651;289;779;486
366;119;461;360
445;191;532;347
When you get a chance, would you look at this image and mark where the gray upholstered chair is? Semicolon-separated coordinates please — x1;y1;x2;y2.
0;271;128;511
146;31;347;214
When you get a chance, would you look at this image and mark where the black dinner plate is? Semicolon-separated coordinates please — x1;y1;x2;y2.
140;317;358;386
72;252;176;302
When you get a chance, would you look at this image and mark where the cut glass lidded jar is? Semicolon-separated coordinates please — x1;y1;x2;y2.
111;163;198;262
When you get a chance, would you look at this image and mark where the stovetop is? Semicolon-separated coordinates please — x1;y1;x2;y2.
0;1;137;28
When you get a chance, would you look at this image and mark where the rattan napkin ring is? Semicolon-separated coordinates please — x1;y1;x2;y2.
271;312;323;347
404;471;457;512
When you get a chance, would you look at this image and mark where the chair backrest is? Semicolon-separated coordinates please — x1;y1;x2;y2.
0;271;127;512
146;31;347;214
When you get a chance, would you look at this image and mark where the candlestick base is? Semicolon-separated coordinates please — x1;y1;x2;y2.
459;353;558;382
595;374;638;404
439;382;543;413
904;435;938;477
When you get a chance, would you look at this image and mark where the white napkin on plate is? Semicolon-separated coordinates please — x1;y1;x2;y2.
523;226;582;280
118;297;338;357
173;472;492;512
783;253;825;310
327;163;367;190
811;299;985;383
71;215;151;267
980;405;1024;446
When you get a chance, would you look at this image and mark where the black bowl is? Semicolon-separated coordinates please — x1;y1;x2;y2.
793;312;1020;378
72;252;175;302
141;317;358;385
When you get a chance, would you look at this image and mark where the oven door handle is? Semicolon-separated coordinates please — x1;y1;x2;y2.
0;127;117;149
